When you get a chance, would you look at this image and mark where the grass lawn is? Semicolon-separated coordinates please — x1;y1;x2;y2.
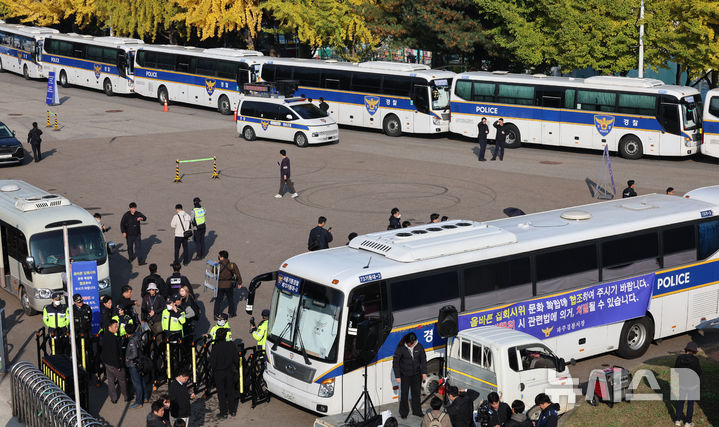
562;354;719;426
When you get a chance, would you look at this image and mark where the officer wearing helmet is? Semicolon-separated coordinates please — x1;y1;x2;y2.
162;293;186;339
208;313;232;342
191;197;206;260
250;309;270;346
43;292;70;353
72;293;92;338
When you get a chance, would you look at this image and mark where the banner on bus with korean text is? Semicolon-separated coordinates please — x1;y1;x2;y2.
458;274;655;339
72;261;101;335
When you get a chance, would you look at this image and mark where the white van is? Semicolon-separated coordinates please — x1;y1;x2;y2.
447;326;576;414
0;180;112;314
236;95;339;147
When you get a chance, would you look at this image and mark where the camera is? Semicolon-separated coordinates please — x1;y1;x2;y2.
475;400;491;427
249;316;256;327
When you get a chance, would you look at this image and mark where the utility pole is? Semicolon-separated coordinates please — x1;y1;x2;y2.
638;0;645;78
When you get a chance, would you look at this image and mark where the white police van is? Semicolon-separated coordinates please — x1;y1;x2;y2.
236;85;339;147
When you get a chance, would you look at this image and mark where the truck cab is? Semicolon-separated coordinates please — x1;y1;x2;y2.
447;326;575;414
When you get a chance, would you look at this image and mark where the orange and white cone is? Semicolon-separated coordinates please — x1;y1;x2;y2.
163;99;169;112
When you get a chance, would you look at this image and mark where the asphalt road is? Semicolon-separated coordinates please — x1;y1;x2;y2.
0;70;718;427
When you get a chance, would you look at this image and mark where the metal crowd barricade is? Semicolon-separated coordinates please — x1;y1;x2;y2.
11;361;106;427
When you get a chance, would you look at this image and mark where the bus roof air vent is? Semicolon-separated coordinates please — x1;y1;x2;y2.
1;184;20;192
619;202;657;211
14;195;71;212
532;74;548;78
492;70;509;75
560;210;592;220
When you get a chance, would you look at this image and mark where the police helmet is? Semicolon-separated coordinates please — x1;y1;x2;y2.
216;313;228;321
193;197;201;204
73;293;83;303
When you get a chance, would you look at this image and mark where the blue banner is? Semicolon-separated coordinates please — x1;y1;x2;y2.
458;274;655;339
46;71;59;106
654;260;719;297
276;272;301;294
72;261;101;334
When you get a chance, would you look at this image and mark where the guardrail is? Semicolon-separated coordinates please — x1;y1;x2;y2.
11;361;106;427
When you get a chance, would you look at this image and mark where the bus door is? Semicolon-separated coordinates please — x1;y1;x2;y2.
658;98;682;156
0;224;28;295
33;40;42;64
410;85;431;133
540;96;561;145
0;223;8;289
237;63;250;89
117;52;128;78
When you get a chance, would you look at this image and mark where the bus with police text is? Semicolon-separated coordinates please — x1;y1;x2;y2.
450;72;702;159
0;22;58;79
247;185;719;415
701;88;719;159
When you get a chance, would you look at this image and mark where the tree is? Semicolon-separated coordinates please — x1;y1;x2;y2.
173;0;262;49
261;0;378;61
1;0;100;29
94;0;186;43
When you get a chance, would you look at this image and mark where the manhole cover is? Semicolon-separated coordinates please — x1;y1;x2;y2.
105;110;123;113
540;160;562;165
8;113;22;116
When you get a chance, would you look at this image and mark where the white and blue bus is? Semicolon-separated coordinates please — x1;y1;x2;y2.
133;45;264;115
246;186;719;415
450;72;703;159
256;59;455;136
701;88;719;159
0;22;58;79
41;33;144;95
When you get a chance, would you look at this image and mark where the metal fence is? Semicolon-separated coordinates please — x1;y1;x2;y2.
11;361;106;427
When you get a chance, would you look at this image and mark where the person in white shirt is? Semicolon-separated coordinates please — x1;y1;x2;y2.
170;204;193;266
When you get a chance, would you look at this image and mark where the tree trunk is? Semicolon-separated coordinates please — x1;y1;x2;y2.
675;63;682;86
243;28;255;50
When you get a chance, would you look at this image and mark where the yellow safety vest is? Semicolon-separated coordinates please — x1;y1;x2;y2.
193;207;206;225
209;324;232;341
161;309;186;335
252;319;268;346
112;314;134;336
43;305;70;330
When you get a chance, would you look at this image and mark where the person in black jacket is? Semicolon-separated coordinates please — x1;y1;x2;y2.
477;117;489;161
491;118;507;161
142;283;165;335
535;393;558;427
275;149;298;198
308;216;333;251
124;322;149;408
168;371;194;425
622;180;637;198
27;122;42;162
146;400;168;427
392;332;427;418
142;264;168;298
210;328;239;419
388;208;402;230
166;262;191;295
120;202;148;265
504;400;532;427
101;320;129;404
100;295;113;332
674;342;702;426
446;386;480;427
72;293;92;339
488;391;512;427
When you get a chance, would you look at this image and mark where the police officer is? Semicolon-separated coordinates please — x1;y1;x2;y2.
166;262;191;295
72;293;92;339
191;197;206;260
43;292;70;354
250;309;269;347
477;117;489;161
112;304;134;337
209;327;239;419
209;313;232;342
491;118;507;161
622;179;637;198
162;294;186;339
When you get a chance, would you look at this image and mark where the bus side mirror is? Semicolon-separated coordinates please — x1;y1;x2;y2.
107;241;116;254
25;256;36;271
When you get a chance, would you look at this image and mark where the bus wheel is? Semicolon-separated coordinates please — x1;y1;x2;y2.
103;78;113;96
504;124;522;148
59;70;69;88
23;65;29;80
218;95;231;115
20;286;38;316
422;358;443;396
617;316;653;359
619;135;643;160
383;114;402;137
242;126;256;141
294;132;308;147
157;86;169;105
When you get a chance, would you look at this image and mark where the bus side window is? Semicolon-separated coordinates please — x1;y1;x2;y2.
536;243;598;295
389;270;459;325
698;220;719;260
508;347;519;372
662;224;696;268
709;97;719;118
343;281;388;373
659;100;681;135
461;339;471;362
411;84;430;114
240;101;258;118
602;231;659;281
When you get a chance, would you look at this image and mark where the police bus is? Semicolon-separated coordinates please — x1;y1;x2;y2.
450;72;703;159
256;59;455;136
0;180;112;315
247;186;719;415
40;33;144;95
132;45;264;115
701;88;719;159
0;22;58;79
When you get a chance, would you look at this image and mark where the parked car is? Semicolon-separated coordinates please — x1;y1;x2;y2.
0;122;24;165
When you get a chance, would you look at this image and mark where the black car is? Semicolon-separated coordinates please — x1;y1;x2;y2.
0;122;24;165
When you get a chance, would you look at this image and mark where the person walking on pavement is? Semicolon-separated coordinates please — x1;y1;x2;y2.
27;121;43;162
102;319;130;404
477;117;489;161
209;328;239;419
121;202;147;265
446;386;480;427
673;342;702;427
43;292;70;354
622;180;637;198
214;250;242;318
124;322;150;409
250;309;269;346
170;204;192;266
275;149;299;198
191;197;206;260
142;263;168;298
491;118;506;161
168;371;194;426
392;332;427;419
166;262;191;295
388;207;402;230
307;216;333;251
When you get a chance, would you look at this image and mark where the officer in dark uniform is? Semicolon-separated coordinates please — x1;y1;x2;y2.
43;292;70;354
166;262;191;295
72;293;93;338
477;117;489;161
209;328;239;419
622;180;637;198
491;118;507;161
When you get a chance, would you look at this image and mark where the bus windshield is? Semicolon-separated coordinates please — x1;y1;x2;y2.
29;226;106;273
291;103;327;119
682;96;702;130
268;275;343;363
431;79;452;110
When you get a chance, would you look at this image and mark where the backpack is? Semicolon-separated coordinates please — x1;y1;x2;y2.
424;411;447;427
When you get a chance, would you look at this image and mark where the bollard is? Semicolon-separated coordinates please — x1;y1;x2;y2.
166;339;172;380
80;336;86;370
46;111;51;127
53;113;59;131
238;350;244;395
173;160;181;183
211;156;219;179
